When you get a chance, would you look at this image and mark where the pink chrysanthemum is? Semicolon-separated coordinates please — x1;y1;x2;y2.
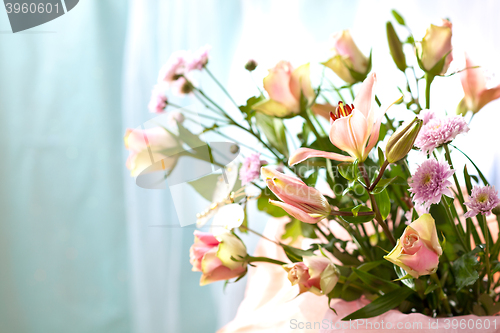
148;84;168;113
418;109;436;125
464;185;500;218
409;159;455;211
187;45;211;71
415;115;469;154
239;154;267;185
157;50;188;83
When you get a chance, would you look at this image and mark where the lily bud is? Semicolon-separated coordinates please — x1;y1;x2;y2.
386;22;407;72
385;117;423;163
261;167;331;224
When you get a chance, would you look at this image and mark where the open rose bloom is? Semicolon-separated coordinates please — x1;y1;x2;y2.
385;214;442;278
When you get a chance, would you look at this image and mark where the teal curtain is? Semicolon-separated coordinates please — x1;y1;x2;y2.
0;1;130;332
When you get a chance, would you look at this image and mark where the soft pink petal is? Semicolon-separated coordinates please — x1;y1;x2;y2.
348;109;370;157
266;179;328;213
288;147;355;166
263;61;298;111
477;86;500;112
329;115;359;158
353;72;376;119
261;167;305;187
194;231;220;246
461;54;486;110
269;200;321;224
399;244;440;277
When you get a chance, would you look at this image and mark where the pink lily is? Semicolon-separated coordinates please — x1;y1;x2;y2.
261;167;331;224
457;54;500;115
289;73;399;165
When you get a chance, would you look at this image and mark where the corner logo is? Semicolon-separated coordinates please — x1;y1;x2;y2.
4;0;79;33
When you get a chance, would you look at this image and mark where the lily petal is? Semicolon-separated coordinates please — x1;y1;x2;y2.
288;147;355;166
269;200;322;224
353;72;376;119
477;86;500;113
330;114;360;159
461;54;486;110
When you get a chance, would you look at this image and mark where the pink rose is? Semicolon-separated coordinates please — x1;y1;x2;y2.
384;214;442;278
418;19;453;74
190;231;247;286
283;255;340;296
253;61;315;117
323;30;369;84
124;127;180;177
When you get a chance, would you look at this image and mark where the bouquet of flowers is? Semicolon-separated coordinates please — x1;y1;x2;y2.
125;10;500;321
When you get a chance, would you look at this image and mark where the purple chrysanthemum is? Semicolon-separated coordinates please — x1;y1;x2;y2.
409;159;455;211
148;84;168;113
415;115;469;154
464;185;500;218
239;154;267;185
187;45;211;71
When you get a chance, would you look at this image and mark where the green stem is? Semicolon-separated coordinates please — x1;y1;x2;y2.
368;160;390;192
479;214;491;293
247;256;287;266
425;73;434;109
301;111;329;151
359;163;396;246
441;197;467;251
205;68;240;109
430;273;452;315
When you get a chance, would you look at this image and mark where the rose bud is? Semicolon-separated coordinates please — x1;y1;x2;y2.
384;214;442;278
385;117;423;163
283;255;340;296
261;167;331;224
254;61;315;117
417;19;453;75
322;30;370;84
190;231;247;286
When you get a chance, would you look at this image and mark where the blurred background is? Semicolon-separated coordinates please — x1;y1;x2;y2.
1;0;500;332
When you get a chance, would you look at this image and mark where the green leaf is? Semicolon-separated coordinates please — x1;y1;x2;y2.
371;176;403;194
282;219;318;243
339;206;375;224
374;190;391;220
342;287;414;320
353;268;400;293
239;95;264;115
255;113;289;157
464;165;473;196
377;147;385;167
281;244;315;263
338;161;358;181
176;122;206;149
424;283;438;295
452;245;484;290
257;191;288;217
451;145;489;186
188;174;226;202
304;169;319;187
391;9;406;25
393;265;416;291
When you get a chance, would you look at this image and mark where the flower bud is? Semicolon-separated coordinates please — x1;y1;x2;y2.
386;22;407;72
245;59;258;71
417;19;453;75
385;117;423;163
283;255;340;296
